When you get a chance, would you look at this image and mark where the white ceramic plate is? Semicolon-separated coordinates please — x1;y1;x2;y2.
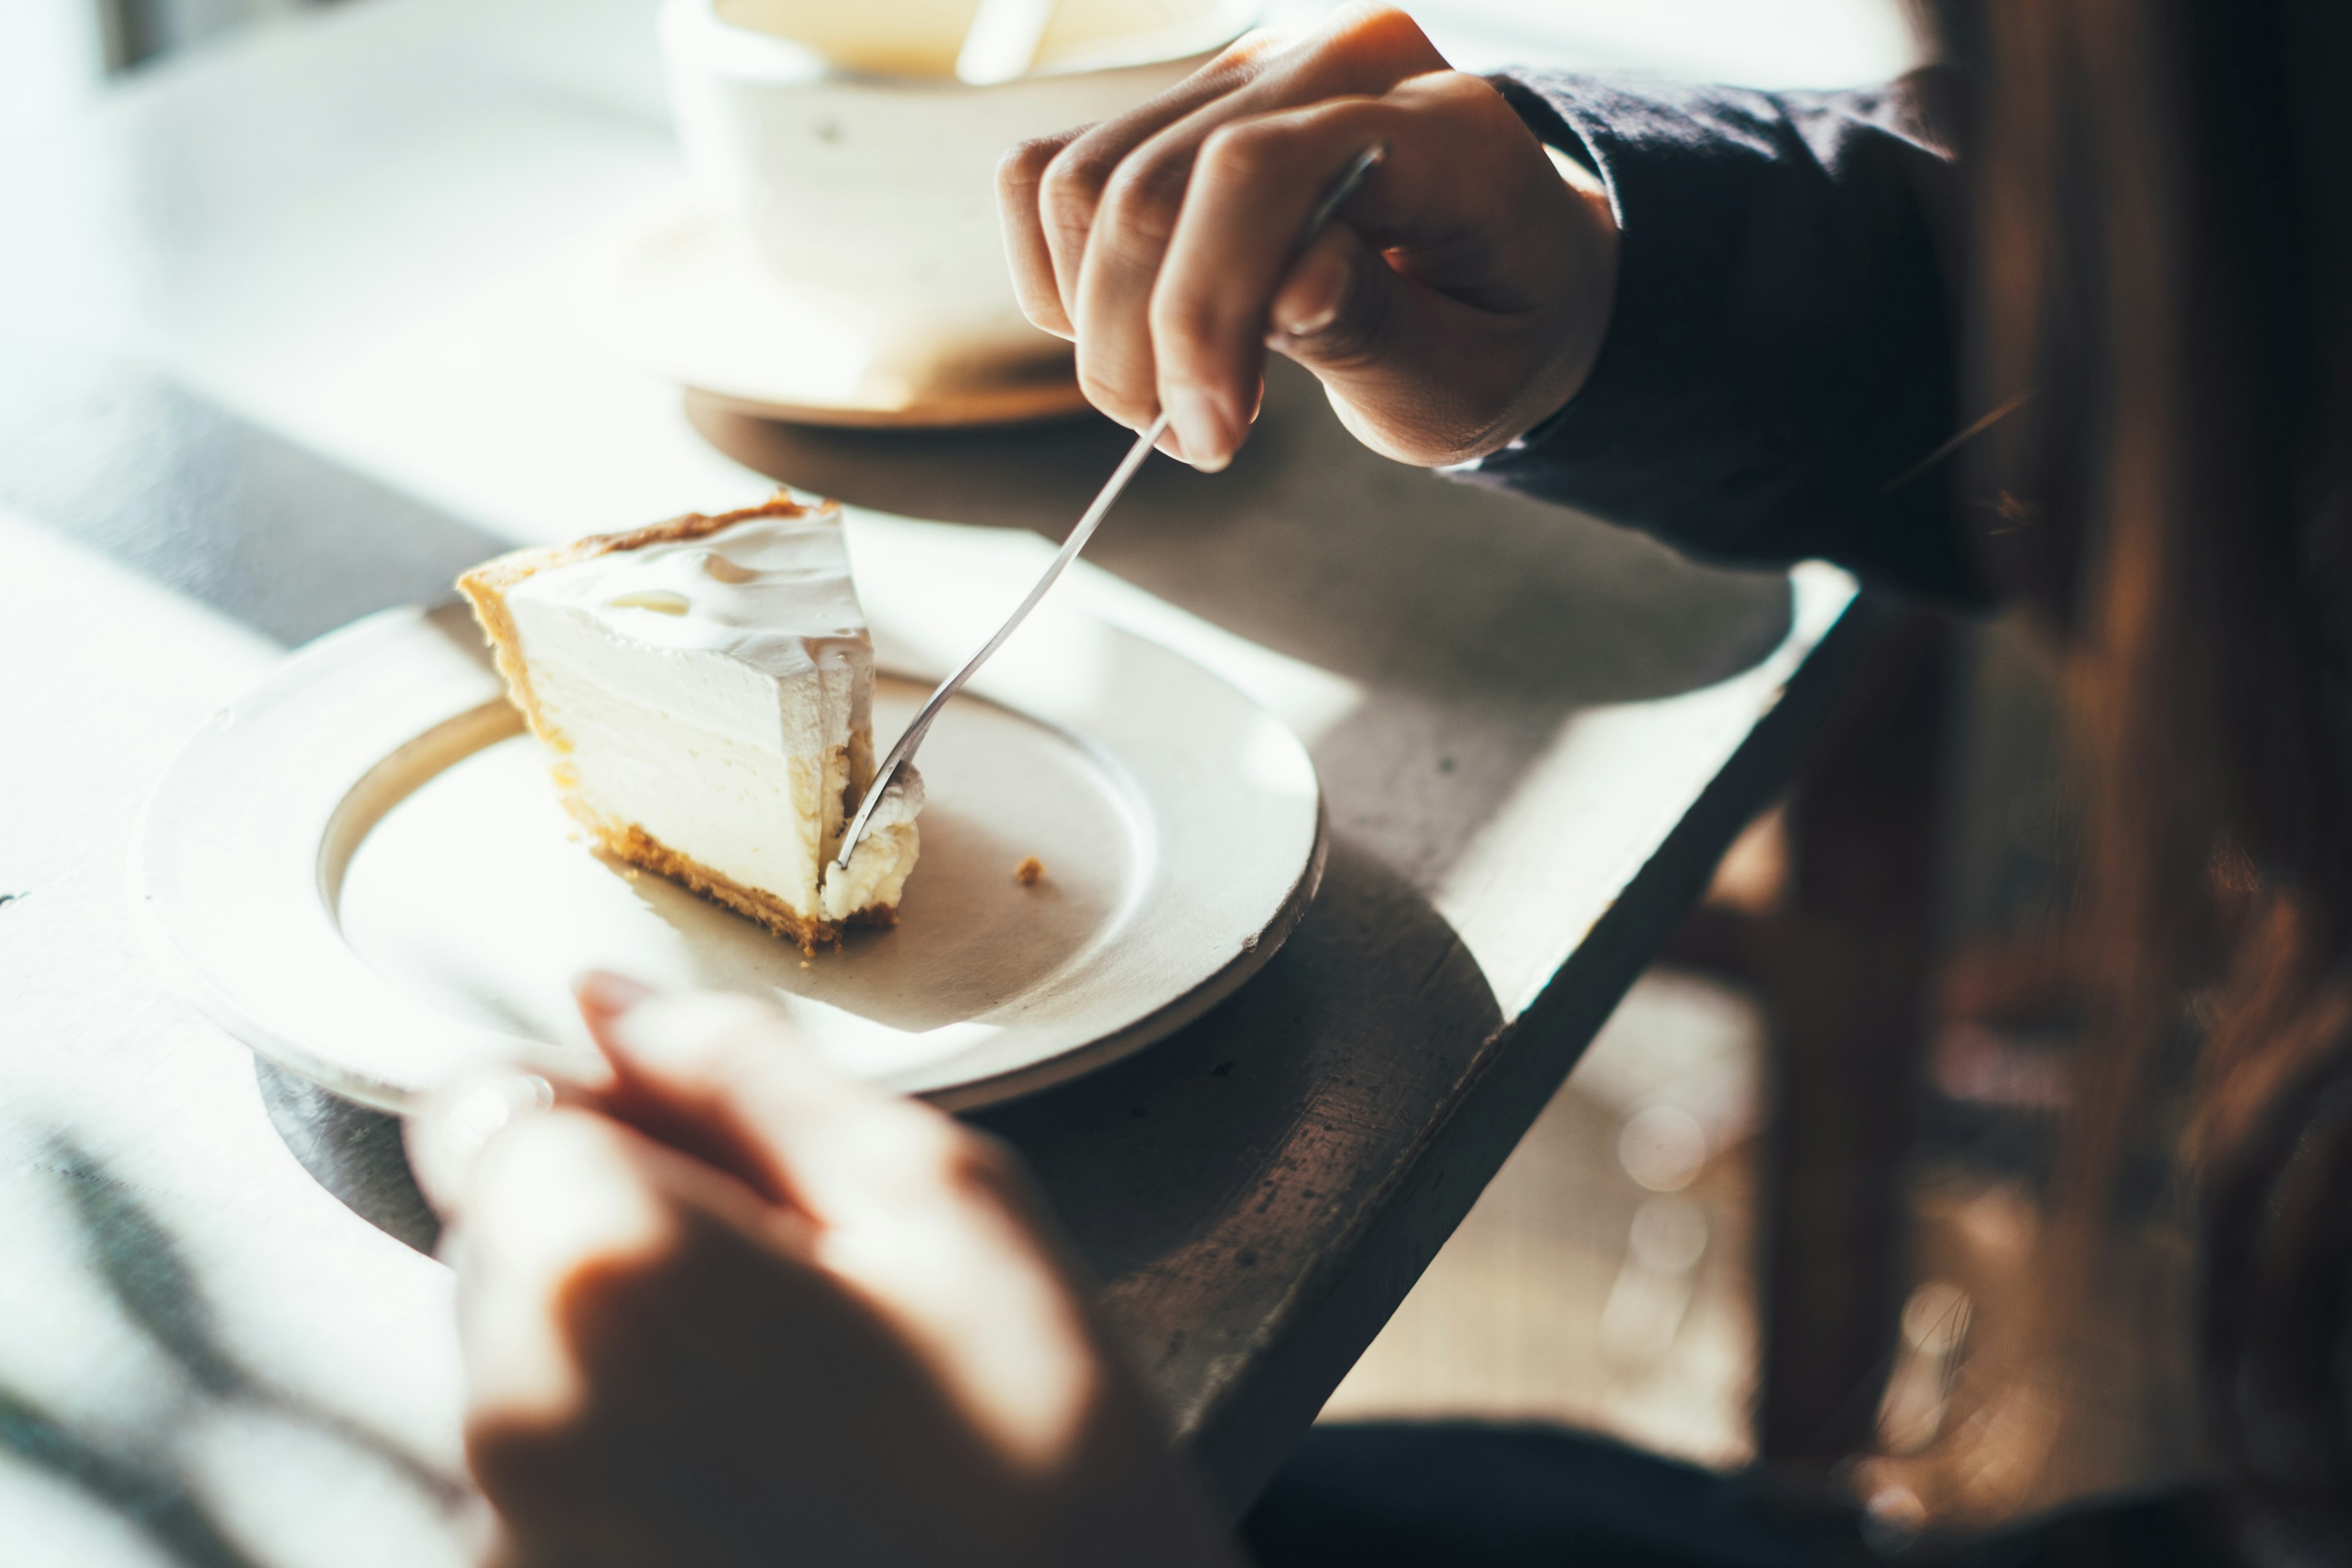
141;586;1324;1112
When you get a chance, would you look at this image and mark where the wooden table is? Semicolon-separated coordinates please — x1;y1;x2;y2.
0;2;1882;1561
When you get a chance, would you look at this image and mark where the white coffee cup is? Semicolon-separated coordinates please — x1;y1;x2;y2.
660;0;1256;394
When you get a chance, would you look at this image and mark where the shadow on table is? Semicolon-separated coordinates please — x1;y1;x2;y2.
255;1064;445;1253
262;833;1496;1333
692;359;1793;707
977;833;1504;1442
0;345;508;649
252;832;1500;1490
0;1137;462;1568
693;356;1800;892
0;1382;262;1568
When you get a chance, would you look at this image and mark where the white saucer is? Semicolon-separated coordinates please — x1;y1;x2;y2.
140;536;1324;1112
571;200;1093;428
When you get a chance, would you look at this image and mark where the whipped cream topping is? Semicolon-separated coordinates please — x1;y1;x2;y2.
521;506;865;665
505;506;870;756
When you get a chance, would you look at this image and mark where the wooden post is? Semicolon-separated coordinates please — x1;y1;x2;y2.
1751;609;1953;1469
1668;608;1957;1472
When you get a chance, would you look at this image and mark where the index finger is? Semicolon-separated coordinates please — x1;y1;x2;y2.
1014;29;1295;337
997;29;1300;344
575;976;1022;1233
1052;6;1449;434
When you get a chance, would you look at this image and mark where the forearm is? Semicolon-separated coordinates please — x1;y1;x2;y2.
1461;67;1985;606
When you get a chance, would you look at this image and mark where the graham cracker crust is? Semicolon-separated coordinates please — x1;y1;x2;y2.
593;818;894;957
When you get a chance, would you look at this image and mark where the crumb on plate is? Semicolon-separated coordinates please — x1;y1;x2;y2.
1015;856;1046;887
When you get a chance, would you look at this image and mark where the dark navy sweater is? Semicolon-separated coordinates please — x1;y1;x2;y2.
1467;69;1983;607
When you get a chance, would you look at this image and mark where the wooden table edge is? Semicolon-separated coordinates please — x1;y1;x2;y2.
1182;589;1902;1514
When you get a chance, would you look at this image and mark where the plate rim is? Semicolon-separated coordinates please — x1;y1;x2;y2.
140;598;1324;1114
683;380;1095;431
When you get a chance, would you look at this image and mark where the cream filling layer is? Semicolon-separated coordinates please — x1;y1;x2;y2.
823;768;923;921
529;647;920;921
530;657;834;917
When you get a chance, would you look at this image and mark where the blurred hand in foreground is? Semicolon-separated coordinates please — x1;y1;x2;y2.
997;2;1618;472
408;975;1237;1568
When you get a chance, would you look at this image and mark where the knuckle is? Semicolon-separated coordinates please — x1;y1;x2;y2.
1421;68;1514;129
1322;2;1443;78
1427;66;1491;103
1076;334;1156;403
1194;120;1275;186
998;134;1065;194
1207;27;1284;75
1096;157;1185;247
1147;287;1222;355
1341;1;1430;47
1039;146;1115;226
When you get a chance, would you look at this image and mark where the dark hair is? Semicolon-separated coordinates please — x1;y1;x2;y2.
1966;0;2352;1553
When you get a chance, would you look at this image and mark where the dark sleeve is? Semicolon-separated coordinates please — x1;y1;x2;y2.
1459;68;1985;606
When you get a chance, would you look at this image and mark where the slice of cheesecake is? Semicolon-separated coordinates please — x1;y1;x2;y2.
459;495;921;952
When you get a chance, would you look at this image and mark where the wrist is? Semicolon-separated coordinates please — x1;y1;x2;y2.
1458;143;1618;463
1464;74;1621;459
1537;143;1620;419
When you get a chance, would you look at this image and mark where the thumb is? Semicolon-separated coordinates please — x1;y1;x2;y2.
1264;224;1506;463
1266;222;1408;378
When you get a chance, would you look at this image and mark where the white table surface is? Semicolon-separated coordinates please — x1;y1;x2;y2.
0;2;1906;1562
